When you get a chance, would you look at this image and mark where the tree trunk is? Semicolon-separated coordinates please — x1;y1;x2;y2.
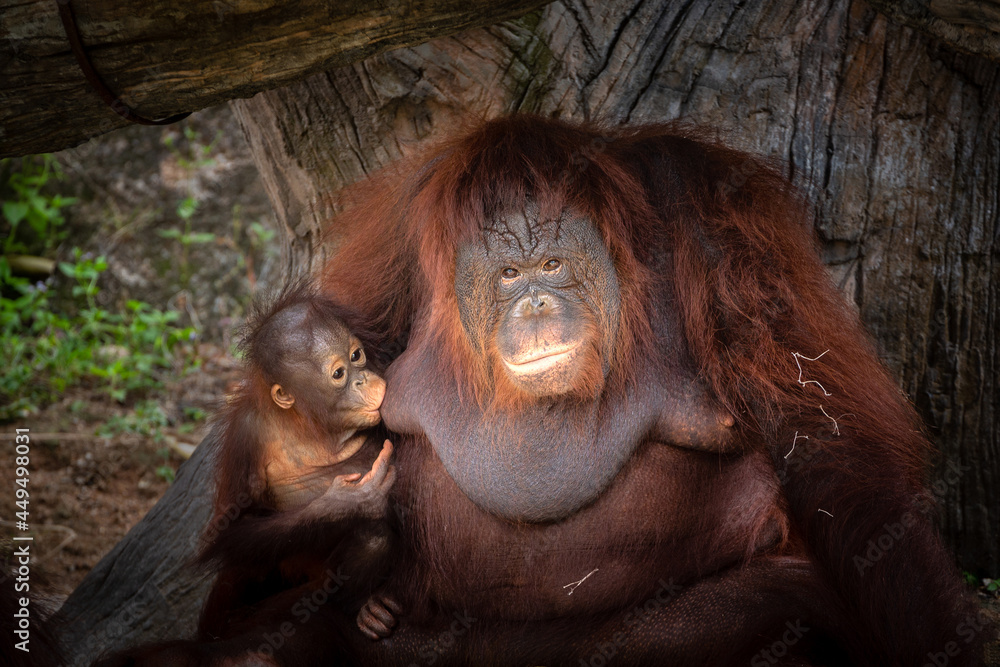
56;0;1000;662
54;434;217;665
867;0;1000;59
0;0;546;157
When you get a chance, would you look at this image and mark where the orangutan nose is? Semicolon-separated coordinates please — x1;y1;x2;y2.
354;371;368;387
514;288;551;317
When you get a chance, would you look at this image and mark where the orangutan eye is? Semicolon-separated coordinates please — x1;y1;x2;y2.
501;267;520;280
332;367;345;380
350;348;364;363
543;258;561;272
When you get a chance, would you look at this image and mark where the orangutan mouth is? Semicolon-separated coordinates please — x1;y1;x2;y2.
503;343;581;376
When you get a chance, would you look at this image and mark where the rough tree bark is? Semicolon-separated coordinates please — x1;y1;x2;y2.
0;0;546;157
54;0;999;663
868;0;1000;59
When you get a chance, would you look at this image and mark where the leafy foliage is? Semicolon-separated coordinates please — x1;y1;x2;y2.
1;253;196;419
1;155;76;256
1;156;197;420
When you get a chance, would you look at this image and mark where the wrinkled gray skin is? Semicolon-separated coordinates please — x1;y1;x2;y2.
383;208;735;522
455;209;620;397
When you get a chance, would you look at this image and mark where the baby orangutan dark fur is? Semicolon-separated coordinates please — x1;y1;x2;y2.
197;283;401;643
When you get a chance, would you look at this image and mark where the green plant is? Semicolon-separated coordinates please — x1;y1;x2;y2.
155;447;176;483
1;249;196;419
97;400;171;441
183;405;208;421
58;248;106;308
227;204;277;289
246;220;275;251
1;155;76;256
162;125;220;171
177;405;208;434
156;197;217;289
157;127;225;290
963;571;1000;595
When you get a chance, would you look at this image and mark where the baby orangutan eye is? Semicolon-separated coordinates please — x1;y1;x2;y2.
350;348;364;364
332;367;345;380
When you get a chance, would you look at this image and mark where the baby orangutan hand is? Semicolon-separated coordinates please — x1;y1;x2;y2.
317;440;396;521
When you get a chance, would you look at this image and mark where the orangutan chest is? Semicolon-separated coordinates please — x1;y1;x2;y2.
394;435;784;620
420;404;653;523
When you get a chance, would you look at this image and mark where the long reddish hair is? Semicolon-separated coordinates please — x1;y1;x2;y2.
322;116;663;406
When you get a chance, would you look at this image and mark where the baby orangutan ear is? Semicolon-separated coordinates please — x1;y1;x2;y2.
270;384;295;409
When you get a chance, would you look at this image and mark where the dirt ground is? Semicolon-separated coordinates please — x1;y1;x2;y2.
0;343;241;604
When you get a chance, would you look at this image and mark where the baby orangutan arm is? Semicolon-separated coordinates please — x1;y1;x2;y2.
302;439;396;522
201;441;395;573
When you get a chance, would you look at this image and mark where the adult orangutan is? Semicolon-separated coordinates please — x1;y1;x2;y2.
317;114;983;665
96;115;985;666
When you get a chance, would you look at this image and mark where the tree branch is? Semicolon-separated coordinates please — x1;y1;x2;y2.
0;0;548;157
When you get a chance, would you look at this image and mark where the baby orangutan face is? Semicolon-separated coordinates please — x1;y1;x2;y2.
269;320;387;435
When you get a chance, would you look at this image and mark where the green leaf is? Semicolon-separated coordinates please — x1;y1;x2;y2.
176;197;199;221
2;202;29;226
49;195;77;209
29;194;49;212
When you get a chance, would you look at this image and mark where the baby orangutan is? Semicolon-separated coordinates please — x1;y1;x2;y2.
198;282;401;643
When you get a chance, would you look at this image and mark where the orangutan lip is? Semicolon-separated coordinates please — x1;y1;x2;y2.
503;344;579;374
